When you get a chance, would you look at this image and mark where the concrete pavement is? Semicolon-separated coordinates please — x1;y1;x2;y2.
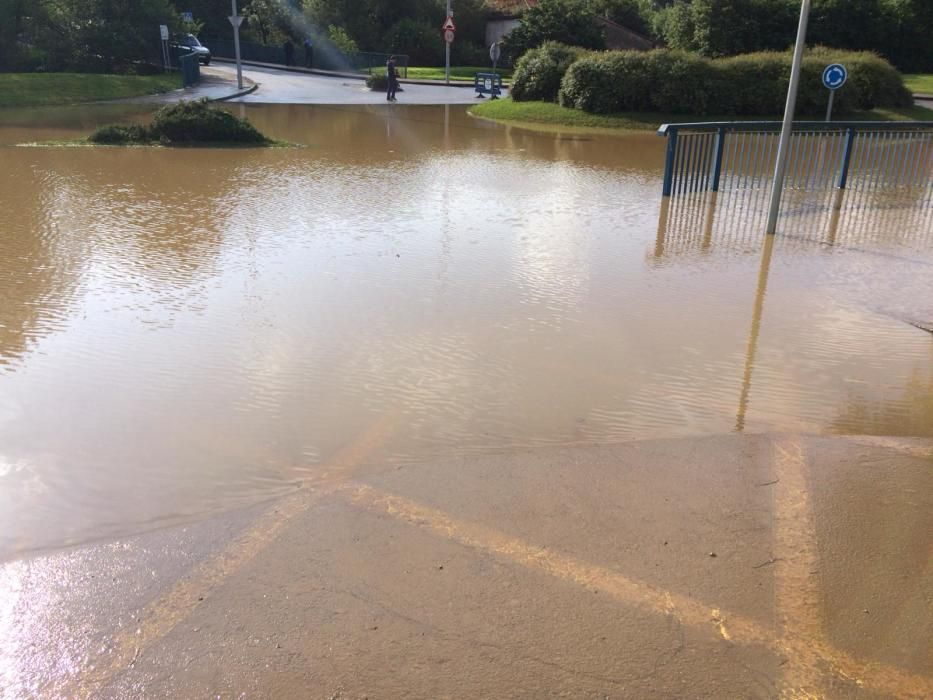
3;432;931;698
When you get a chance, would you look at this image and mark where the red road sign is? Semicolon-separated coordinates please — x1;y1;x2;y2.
444;29;455;43
442;16;456;31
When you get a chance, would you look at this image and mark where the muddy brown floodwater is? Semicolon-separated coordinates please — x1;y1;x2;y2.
0;104;931;560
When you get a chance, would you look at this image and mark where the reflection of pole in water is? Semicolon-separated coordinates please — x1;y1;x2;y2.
825;190;844;246
736;233;776;432
655;198;670;258
701;193;718;252
444;103;449;143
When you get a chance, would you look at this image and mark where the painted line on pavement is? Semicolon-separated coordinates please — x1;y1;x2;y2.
841;435;933;460
770;438;825;696
65;410;400;699
341;473;933;699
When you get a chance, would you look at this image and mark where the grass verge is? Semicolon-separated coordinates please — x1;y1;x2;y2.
0;73;180;109
385;66;512;82
470;99;933;133
903;74;933;95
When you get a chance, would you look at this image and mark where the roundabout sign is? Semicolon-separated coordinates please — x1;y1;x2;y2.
822;63;847;122
822;64;848;91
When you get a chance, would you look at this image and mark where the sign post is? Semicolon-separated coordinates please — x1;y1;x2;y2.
229;0;244;90
159;24;170;71
822;63;847;122
442;9;455;86
489;42;502;99
766;0;811;236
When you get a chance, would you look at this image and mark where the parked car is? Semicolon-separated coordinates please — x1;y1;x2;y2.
172;34;211;65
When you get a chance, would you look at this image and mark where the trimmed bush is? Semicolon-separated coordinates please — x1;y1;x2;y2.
88;99;270;146
150;99;268;144
558;47;912;116
89;124;150;144
366;72;388;91
510;42;590;103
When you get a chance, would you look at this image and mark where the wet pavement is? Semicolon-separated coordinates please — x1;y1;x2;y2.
3;433;931;698
1;103;931;697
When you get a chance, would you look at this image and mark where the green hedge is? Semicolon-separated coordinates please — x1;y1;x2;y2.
558;48;913;116
510;42;590;103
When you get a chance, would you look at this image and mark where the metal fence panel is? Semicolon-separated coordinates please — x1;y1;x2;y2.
658;121;933;202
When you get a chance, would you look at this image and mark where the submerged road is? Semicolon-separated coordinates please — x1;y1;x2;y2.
210;62;501;105
2;432;931;698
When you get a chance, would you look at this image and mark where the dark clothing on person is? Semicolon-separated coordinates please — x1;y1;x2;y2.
303;39;313;68
283;40;294;66
386;59;399;101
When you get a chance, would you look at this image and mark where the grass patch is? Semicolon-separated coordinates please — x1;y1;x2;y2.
369;66;512;82
88;99;272;147
470;98;933;133
0;73;180;109
903;74;933;95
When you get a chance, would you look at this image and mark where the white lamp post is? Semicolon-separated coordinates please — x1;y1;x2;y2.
230;0;244;90
766;0;812;235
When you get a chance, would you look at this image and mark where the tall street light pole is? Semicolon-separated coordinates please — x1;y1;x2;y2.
230;0;244;90
766;0;811;235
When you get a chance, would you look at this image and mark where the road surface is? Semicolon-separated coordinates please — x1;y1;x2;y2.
211;62;502;105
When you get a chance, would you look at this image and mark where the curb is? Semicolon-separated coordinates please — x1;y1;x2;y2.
210;82;259;102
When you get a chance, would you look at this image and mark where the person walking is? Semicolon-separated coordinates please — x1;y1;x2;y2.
283;39;295;67
303;37;313;68
386;55;399;102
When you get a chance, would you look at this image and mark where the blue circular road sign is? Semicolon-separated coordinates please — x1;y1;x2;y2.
822;64;847;91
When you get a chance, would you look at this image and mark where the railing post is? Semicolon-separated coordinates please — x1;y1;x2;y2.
662;128;678;197
837;128;856;189
711;127;727;192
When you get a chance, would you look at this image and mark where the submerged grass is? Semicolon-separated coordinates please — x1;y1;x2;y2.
0;73;180;109
470;98;933;133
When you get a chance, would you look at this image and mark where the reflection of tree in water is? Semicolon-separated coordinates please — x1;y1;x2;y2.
0;160;83;369
0;146;260;367
832;371;933;437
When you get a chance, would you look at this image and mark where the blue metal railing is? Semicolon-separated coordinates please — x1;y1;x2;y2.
658;121;933;198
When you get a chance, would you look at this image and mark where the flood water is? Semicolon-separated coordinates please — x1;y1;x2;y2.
1;104;931;560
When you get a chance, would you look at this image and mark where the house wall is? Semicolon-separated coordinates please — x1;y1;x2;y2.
486;18;521;46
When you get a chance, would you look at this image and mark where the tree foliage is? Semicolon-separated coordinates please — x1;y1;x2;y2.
650;0;933;72
504;0;606;61
0;0;179;72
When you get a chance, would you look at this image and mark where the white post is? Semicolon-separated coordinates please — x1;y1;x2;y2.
445;0;452;86
766;0;811;235
825;89;835;122
231;0;244;90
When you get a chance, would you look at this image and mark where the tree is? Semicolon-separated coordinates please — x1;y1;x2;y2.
655;0;794;56
301;0;485;62
243;0;291;44
39;0;179;72
594;0;655;37
504;0;606;60
0;0;35;70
